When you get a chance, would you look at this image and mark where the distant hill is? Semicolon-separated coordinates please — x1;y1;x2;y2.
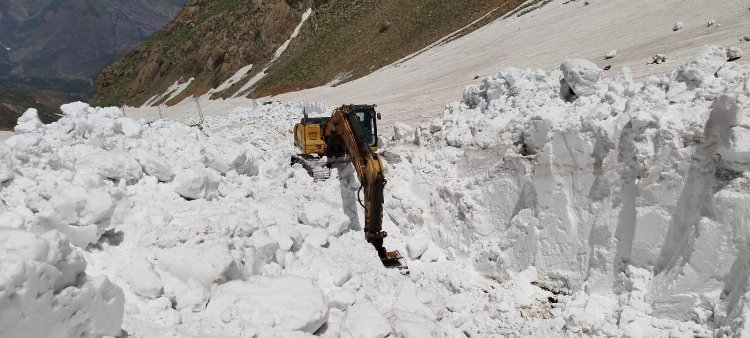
94;0;529;108
0;0;186;129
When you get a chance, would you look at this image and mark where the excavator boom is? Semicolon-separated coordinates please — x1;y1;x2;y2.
292;105;406;269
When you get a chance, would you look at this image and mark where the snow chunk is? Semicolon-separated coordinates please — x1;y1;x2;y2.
667;45;727;101
728;47;743;60
173;168;220;200
673;21;685;31
132;149;174;182
392;122;415;142
560;59;602;97
204;137;263;176
124;257;163;299
205;276;328;333
604;49;617;60
0;143;14;183
406;237;429;259
0;229;124;337
14;108;43;134
77;150;143;182
115;118;142;138
299;202;350;236
342;302;392;338
156;242;233;286
39;184;115;246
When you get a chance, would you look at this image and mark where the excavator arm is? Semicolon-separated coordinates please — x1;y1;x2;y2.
292;105;405;268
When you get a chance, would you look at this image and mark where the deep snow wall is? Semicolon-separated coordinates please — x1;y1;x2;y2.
384;46;750;335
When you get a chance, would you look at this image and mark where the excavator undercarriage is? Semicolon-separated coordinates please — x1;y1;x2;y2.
292;105;407;270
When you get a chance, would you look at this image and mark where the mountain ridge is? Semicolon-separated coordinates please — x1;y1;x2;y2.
0;0;186;129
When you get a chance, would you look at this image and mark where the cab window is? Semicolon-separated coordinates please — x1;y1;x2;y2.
356;112;376;146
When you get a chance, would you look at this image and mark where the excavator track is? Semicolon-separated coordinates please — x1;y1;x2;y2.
291;154;331;181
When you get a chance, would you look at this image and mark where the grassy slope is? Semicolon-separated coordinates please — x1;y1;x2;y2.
94;0;528;107
0;83;61;130
93;0;301;107
250;0;527;98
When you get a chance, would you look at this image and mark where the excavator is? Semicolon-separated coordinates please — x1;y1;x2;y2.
292;104;406;269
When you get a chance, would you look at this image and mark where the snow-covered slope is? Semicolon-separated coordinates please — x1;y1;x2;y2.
2;44;750;336
124;0;748;129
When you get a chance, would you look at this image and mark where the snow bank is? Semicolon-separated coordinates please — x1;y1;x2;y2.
385;45;750;335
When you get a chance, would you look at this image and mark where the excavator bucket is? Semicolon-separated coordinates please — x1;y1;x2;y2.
382;250;408;273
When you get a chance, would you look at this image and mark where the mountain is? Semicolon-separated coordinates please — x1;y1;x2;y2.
93;0;530;107
0;0;186;129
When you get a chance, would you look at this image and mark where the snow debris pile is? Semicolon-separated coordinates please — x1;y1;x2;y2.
383;45;750;336
4;45;750;337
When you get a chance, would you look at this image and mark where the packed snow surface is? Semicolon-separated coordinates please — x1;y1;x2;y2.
2;45;750;337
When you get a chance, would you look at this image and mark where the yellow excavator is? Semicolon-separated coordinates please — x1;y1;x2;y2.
292;104;406;269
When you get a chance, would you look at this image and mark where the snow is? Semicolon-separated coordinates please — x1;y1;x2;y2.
728;46;743;60
14;108;43;134
0;230;124;338
560;58;602;97
212;64;253;94
205;276;328;334
341;302;391;338
172;167;220;200
4;47;746;336
144;78;194;107
3;0;750;337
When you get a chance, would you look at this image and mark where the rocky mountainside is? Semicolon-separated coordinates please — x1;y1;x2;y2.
94;0;530;107
0;0;186;129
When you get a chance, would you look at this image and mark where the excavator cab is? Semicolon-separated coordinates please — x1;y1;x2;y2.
353;107;378;148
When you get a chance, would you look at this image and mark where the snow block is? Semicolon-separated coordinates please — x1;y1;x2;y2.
299;202;351;236
36;184;115;247
14;108;43;134
77;150;144;182
203;137;262;176
0;229;124;338
132;149;175;182
393;122;415;142
667;45;727;101
115;117;142;138
406;237;430;259
205;276;328;333
342;302;392;338
125;257;163;299
156;242;233;286
173;168;220;200
0;143;14;183
560;59;602;97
